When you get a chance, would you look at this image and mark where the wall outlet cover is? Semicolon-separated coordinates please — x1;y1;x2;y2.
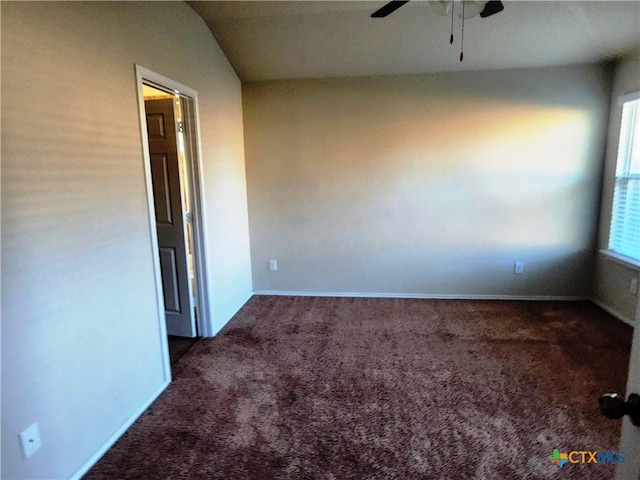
19;423;42;459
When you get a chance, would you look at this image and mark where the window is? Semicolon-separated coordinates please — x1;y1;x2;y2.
609;92;640;264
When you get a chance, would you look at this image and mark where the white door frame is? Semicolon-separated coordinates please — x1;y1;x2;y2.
134;65;212;377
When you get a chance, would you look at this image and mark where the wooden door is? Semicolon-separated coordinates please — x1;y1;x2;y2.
145;98;196;337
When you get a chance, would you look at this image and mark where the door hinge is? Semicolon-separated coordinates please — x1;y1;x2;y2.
178;121;185;133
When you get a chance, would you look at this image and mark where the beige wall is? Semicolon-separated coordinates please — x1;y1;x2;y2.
1;2;251;479
593;48;640;325
243;65;612;297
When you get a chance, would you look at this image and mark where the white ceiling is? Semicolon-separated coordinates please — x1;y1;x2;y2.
188;1;640;81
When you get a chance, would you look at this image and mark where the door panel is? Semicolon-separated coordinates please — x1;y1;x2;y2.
159;247;181;313
150;154;173;225
616;293;640;480
145;98;196;337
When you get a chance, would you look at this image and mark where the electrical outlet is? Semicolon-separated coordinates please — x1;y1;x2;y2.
19;423;42;459
630;278;639;295
514;262;525;275
268;259;278;271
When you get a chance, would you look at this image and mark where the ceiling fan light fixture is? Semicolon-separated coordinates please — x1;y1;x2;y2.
458;1;488;19
429;0;452;16
370;0;506;62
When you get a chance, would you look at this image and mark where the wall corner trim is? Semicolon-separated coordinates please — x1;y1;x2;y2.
71;380;170;480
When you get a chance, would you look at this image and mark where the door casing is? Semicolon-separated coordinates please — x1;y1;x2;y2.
135;65;212;379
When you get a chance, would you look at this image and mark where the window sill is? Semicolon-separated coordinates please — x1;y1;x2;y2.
600;250;640;271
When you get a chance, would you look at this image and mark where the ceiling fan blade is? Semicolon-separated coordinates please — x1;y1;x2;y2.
479;0;504;17
371;0;410;18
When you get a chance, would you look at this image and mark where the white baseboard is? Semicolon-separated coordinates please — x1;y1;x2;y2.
71;380;170;480
253;290;587;301
254;291;635;328
590;299;635;327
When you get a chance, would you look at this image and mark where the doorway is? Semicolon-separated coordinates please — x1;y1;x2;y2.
143;86;197;338
135;66;210;374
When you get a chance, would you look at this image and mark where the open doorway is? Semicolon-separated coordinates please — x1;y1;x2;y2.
135;66;210;373
143;86;198;337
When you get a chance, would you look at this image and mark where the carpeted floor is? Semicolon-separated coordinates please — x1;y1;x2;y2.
85;296;632;479
168;335;199;366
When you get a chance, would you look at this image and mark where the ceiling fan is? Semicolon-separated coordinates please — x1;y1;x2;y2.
371;0;505;61
371;0;504;19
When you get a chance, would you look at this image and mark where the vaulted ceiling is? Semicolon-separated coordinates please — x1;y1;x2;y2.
188;1;640;81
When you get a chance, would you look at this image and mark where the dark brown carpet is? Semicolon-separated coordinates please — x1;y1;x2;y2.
85;297;632;479
168;335;199;366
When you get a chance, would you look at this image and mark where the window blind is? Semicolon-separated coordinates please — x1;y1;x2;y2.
609;96;640;262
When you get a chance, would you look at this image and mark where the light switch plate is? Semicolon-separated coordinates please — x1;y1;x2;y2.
19;423;42;459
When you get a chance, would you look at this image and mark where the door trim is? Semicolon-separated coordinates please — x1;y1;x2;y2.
134;65;212;378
